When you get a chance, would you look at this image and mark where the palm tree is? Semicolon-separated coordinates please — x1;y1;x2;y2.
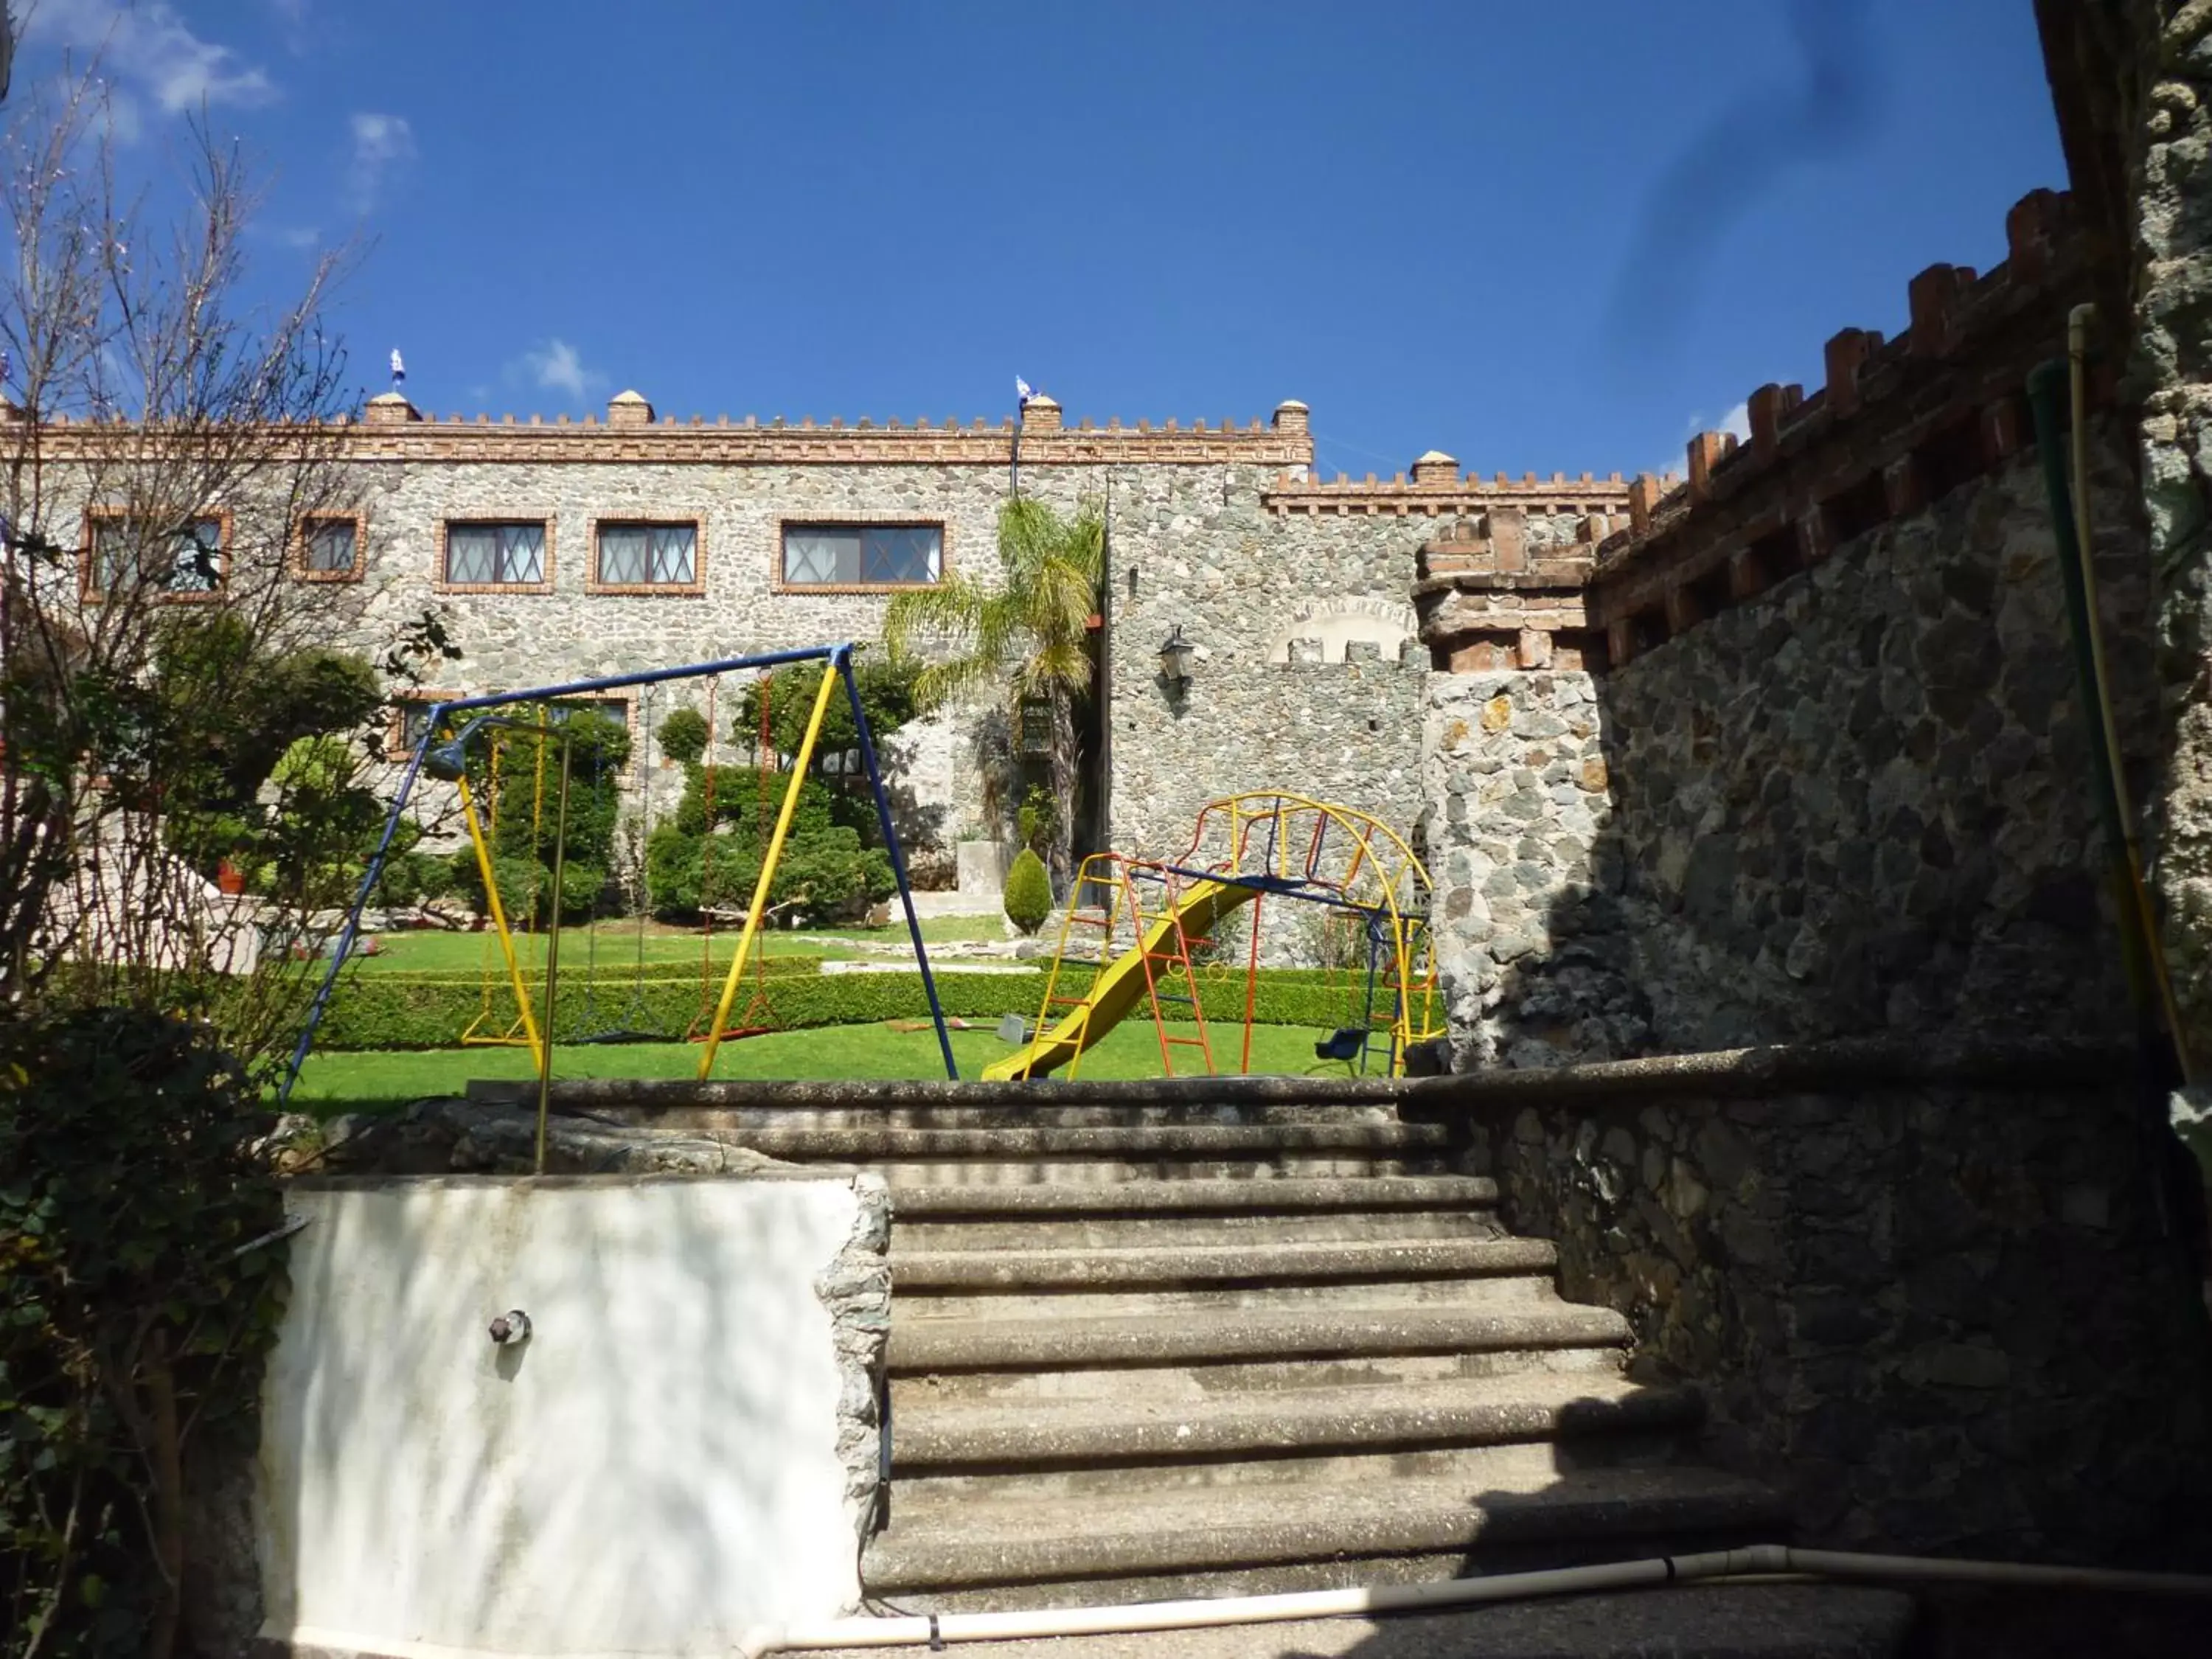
882;495;1104;884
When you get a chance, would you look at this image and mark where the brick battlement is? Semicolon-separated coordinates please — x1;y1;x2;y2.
1264;459;1643;518
1586;189;2087;667
1410;507;1618;672
16;394;1320;470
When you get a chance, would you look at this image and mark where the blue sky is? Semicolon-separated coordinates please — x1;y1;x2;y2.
17;0;2064;482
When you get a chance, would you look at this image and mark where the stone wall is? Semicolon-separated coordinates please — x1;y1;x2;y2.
1451;1046;2212;1560
2114;0;2212;1068
1420;669;1618;1068
1107;469;1611;864
1415;192;2166;1068
1596;426;2155;1054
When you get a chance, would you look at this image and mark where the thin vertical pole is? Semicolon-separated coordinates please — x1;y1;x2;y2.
840;647;959;1080
535;734;574;1175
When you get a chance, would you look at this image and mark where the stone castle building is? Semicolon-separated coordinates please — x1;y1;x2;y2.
296;388;1638;873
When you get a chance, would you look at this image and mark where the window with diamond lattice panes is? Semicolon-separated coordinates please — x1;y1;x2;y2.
598;522;696;585
781;524;940;585
445;521;546;585
302;517;358;574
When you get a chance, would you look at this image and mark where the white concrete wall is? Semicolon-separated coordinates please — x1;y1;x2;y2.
259;1174;869;1656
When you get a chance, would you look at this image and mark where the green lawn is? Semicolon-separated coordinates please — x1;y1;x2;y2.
349;911;1011;975
288;1020;1354;1116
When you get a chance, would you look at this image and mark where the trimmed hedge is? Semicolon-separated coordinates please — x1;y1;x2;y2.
316;964;1381;1049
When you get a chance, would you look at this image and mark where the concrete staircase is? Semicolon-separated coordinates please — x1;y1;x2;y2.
866;1164;1786;1612
488;1079;1910;1651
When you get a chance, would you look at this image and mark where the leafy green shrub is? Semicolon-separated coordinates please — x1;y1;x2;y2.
655;706;709;766
0;1011;289;1658
311;961;1362;1050
1003;848;1052;934
649;766;891;922
375;848;454;908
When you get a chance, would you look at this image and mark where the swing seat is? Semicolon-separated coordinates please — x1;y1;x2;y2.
1315;1026;1366;1062
687;1025;771;1044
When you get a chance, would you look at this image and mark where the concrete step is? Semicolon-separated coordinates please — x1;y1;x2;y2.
868;1157;1435;1187
890;1176;1502;1252
861;1464;1791;1604
891;1376;1703;1503
811;1589;1917;1657
892;1339;1629;1408
892;1237;1555;1290
894;1430;1694;1506
887;1304;1632;1375
554;1099;1411;1133
892;1237;1562;1318
701;1121;1451;1162
893;1373;1695;1471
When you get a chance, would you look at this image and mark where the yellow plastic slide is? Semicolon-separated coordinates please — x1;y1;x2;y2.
983;877;1257;1081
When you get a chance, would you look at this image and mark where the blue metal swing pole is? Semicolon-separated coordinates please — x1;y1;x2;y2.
1358;910;1384;1077
277;724;438;1106
838;645;959;1080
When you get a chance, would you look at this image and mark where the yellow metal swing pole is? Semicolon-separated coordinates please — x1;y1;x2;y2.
698;663;843;1078
458;770;543;1057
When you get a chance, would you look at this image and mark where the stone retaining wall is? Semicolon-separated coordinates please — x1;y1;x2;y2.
1450;1065;2212;1561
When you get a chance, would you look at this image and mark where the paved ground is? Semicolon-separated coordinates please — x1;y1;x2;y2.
813;1585;1914;1659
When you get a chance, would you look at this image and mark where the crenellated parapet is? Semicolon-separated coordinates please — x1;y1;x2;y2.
1264;456;1638;520
1585;189;2091;668
1411;505;1627;672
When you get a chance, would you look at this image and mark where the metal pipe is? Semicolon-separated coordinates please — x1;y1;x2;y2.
734;1544;2212;1659
2065;306;2194;1083
535;730;574;1174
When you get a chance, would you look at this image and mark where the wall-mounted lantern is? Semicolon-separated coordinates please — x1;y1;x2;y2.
1158;626;1195;691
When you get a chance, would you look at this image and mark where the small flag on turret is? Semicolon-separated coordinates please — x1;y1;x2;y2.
389;349;406;388
1015;375;1033;406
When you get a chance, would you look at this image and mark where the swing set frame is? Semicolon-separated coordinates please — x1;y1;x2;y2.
276;644;959;1146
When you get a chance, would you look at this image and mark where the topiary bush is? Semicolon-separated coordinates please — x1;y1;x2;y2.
1003;847;1052;935
655;706;709;767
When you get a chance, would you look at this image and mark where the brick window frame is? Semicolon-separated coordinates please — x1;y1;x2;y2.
387;689;463;762
771;515;951;595
293;512;366;582
80;506;234;604
585;515;707;597
434;518;556;595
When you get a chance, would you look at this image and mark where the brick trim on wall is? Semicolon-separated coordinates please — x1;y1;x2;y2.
583;515;708;597
433;516;557;597
23;415;1315;471
769;514;954;597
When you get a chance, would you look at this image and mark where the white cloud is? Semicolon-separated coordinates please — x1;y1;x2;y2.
25;0;276;115
520;338;605;403
273;225;321;250
1649;400;1753;481
346;112;416;212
